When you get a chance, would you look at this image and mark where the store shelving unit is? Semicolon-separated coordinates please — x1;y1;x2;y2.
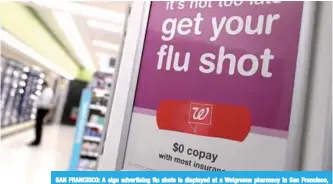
69;72;112;171
19;69;44;122
0;55;44;137
79;87;110;171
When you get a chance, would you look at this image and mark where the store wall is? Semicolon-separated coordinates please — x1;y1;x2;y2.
301;1;332;170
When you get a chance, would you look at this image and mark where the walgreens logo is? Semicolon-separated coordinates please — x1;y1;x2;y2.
188;103;213;133
156;100;251;142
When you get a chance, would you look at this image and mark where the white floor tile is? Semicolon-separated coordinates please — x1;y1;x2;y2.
0;124;75;184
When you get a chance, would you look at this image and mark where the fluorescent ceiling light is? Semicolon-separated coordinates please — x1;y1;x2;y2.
53;10;96;70
96;52;116;74
1;29;74;80
92;40;119;51
87;19;123;33
104;67;116;74
96;52;110;69
96;51;111;60
32;1;126;24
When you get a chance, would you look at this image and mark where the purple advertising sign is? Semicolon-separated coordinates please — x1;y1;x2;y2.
134;2;303;136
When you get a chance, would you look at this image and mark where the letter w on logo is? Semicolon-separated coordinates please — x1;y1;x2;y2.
188;103;213;133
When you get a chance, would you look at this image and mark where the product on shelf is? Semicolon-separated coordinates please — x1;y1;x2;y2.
78;159;98;170
81;142;99;153
88;115;105;127
85;128;102;138
89;115;99;124
19;69;44;122
97;117;105;125
1;61;24;126
0;58;12;125
0;56;8;87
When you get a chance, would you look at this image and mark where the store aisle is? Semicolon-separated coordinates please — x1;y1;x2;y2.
0;124;75;184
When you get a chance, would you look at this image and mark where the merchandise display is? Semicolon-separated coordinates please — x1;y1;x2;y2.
78;159;98;171
1;59;23;126
0;56;9;113
19;70;44;122
69;72;112;171
77;89;108;170
8;65;27;125
0;56;7;80
0;55;44;130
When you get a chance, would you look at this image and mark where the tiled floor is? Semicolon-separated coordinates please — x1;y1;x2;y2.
0;124;75;184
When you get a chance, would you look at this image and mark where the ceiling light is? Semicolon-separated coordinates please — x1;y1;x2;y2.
32;1;126;24
87;19;123;33
1;29;74;80
96;52;110;68
95;52;116;74
53;10;96;70
92;40;119;51
96;52;111;59
99;66;116;74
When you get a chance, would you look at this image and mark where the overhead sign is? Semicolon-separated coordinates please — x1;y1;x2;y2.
123;1;304;170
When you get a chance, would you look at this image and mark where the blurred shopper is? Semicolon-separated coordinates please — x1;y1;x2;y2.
29;81;54;146
43;91;60;125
